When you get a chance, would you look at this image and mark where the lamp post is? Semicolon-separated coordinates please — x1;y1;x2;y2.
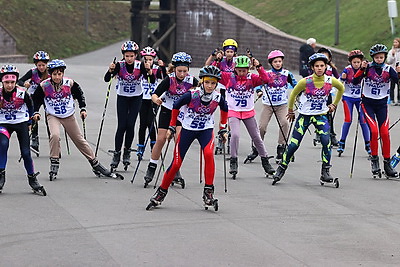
388;0;398;36
334;0;339;45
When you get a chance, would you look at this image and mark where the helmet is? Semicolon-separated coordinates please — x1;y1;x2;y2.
33;51;50;62
171;52;192;66
121;41;139;54
348;50;364;61
317;47;332;59
235;55;251;68
0;64;19;81
369;44;388;57
267;50;285;61
140;46;157;57
308;53;329;66
199;65;221;80
222;38;238;51
47;59;66;72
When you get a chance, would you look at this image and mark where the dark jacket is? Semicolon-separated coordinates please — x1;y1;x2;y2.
299;44;315;77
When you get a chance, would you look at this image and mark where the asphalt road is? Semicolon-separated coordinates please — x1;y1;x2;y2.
2;42;400;266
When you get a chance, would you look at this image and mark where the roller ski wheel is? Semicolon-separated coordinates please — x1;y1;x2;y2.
49;172;57;181
146;187;167;210
146;201;158;210
32;186;47;196
320;177;339;188
171;178;185;189
123;163;129;171
28;172;47;196
372;172;382;179
214;147;223;155
204;199;218;211
110;172;124;180
144;181;150;188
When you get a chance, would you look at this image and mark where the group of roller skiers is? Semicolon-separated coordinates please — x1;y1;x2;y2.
1;38;400;211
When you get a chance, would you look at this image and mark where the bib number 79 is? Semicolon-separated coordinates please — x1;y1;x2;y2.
235;99;247;107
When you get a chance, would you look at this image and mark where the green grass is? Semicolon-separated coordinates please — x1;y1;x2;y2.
225;0;400;54
0;0;131;59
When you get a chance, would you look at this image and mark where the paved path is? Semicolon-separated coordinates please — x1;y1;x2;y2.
2;48;400;266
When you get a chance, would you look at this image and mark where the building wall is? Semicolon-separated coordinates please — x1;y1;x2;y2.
0;24;27;63
176;0;348;72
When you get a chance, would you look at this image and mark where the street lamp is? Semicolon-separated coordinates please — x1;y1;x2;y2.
388;0;398;36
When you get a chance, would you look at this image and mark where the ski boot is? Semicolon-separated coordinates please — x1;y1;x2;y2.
391;152;400;169
244;145;258;164
337;141;345;157
49;157;59;181
330;134;339;147
313;132;321;146
30;135;39;157
276;144;285;164
214;135;223;155
90;158;124;180
28;172;47;196
383;158;399;179
272;164;287;185
203;185;218;211
370;155;382;179
109;150;121;172
137;144;145;161
122;148;131;171
319;163;339;188
365;142;371;155
261;156;275;177
171;170;185;189
146;187;168;210
144;162;157;188
0;169;5;193
229;157;238;179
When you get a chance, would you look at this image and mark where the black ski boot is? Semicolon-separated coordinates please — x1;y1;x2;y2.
272;164;287;185
137;144;145;161
261;156;275;177
172;170;185;189
214;135;223;155
229;157;238;179
90;158;124;180
203;185;218;211
330;134;339;147
30;135;39;157
122;148;131;171
313;132;321;146
337;141;345;157
49;157;59;181
146;187;168;210
244;145;258;164
110;150;121;171
28;172;46;196
276;144;285;164
383;158;398;178
370;155;382;178
0;169;5;193
320;163;339;187
144;162;157;188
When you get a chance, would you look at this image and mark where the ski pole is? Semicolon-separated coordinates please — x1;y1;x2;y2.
199;149;203;183
64;128;70;155
377;117;400;140
153;139;171;189
131;106;159;183
81;116;86;140
222;134;227;193
350;80;365;178
95;57;116;157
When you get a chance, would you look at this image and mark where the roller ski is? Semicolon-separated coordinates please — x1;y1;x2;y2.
203;185;218;211
313;132;321;146
28;172;47;196
144;162;157;188
90;158;124;180
229;157;238;179
122;148;132;171
146;187;168;210
337;141;345;157
261;156;275;178
171;170;185;189
319;164;339;188
272;164;287;185
244;145;258;164
109;150;121;172
383;158;399;179
275;144;285;164
137;144;145;161
369;155;382;179
49;157;59;181
214;135;223;155
0;170;5;193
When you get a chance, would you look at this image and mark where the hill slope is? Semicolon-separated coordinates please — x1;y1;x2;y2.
225;0;399;55
0;0;130;59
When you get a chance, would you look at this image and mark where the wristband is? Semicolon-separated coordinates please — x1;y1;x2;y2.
168;125;176;134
